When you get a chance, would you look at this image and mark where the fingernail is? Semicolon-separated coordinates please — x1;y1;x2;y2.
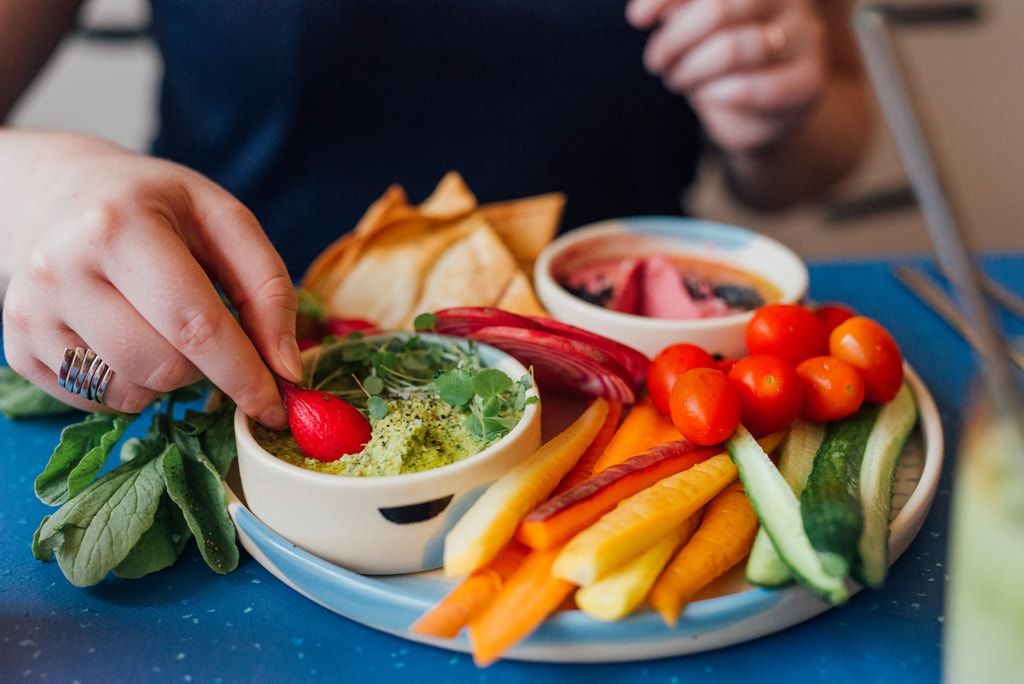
279;334;304;382
259;403;288;429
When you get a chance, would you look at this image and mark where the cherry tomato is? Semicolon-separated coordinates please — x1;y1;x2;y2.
727;355;804;437
796;356;866;422
669;368;742;446
815;304;856;337
647;343;716;416
746;304;828;365
829;316;904;403
714;357;738;375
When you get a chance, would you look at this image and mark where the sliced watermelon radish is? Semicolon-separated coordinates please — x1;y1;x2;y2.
432;307;538;337
523;316;649;386
468;326;637;404
434;307;649;386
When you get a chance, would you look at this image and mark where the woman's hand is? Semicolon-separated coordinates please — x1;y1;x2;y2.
627;0;828;154
1;132;302;427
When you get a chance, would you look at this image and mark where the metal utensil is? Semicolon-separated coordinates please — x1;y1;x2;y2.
893;265;1024;374
857;3;1023;421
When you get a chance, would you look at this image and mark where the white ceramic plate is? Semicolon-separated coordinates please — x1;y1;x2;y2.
224;365;943;663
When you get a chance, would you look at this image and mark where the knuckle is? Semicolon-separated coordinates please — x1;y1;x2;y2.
3;343;35;380
77;199;123;249
114;385;157;414
1;287;32;332
254;273;297;313
229;373;270;413
143;355;194;393
175;307;225;356
26;248;59;287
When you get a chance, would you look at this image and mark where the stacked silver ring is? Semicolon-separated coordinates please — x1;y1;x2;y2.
58;347;114;404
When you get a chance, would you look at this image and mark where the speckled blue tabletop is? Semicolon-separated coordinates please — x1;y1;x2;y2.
3;254;1022;684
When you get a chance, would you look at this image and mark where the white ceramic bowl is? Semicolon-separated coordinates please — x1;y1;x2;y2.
534;217;809;358
235;334;541;575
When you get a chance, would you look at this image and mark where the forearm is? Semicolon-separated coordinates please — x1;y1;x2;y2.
722;75;873;210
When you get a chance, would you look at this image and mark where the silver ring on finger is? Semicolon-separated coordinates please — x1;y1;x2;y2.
763;23;789;62
57;346;116;405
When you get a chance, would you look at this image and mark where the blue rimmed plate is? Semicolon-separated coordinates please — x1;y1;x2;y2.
224;366;942;663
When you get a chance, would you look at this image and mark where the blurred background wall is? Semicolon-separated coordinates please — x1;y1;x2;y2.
9;0;1022;259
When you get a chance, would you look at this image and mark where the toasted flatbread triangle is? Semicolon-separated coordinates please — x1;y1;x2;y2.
302;184;410;293
405;216;519;328
419;172;478;221
479;192;565;271
496;270;547;317
326;220;472;327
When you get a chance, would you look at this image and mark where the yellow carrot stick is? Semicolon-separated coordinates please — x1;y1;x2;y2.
444;398;609;577
467;547;574;667
575;512;702;622
593;398;682;473
553;453;738;586
552;401;623;495
649;481;760;627
410;542;529;638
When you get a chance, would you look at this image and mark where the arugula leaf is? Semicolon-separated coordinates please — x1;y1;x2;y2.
113;493;192;579
34;413;136;505
162;444;239;574
0;367;77;419
32;445;166;587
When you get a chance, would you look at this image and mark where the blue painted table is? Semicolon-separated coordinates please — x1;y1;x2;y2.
3;254;1022;683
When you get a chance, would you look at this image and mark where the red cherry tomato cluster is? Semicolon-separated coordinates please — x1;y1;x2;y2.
646;303;903;446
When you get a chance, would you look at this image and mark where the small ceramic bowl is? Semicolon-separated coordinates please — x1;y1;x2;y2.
235;334;541;575
534;217;809;358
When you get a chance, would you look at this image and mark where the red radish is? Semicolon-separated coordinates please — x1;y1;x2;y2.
468;326;638;403
525;316;649;386
433;307;538;337
297;338;319;351
277;381;372;462
326;318;377;336
432;307;650;387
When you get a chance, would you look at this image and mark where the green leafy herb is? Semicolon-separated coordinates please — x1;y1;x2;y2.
162;443;239;574
367;395;389;420
29;383;239;586
363;375;384;396
0;367;77;419
34;413;136;505
473;368;513;398
435;368;475;408
32;443;167;587
114;493;192;579
296;288;325;320
413;312;438;331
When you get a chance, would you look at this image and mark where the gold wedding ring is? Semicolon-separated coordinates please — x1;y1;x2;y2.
58;346;114;404
763;23;789;62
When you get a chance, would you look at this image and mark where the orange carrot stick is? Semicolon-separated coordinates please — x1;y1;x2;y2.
467;547;574;667
592;398;682;473
515;440;716;551
649;481;760;627
411;542;529;638
552;401;623;495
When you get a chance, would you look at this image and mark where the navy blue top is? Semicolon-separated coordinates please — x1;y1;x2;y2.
149;1;704;274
